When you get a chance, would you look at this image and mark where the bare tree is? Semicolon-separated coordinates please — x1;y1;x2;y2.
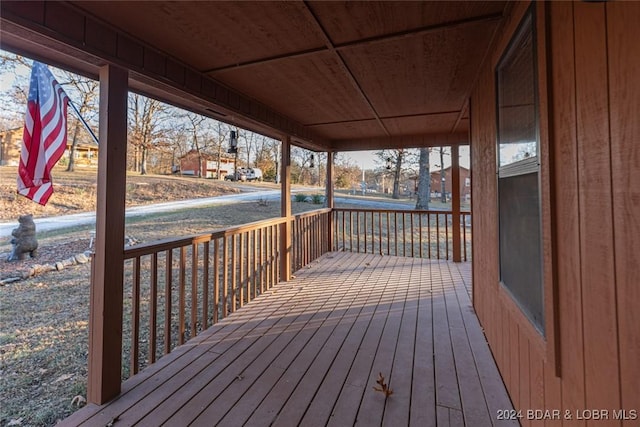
128;94;167;175
376;149;406;199
238;129;256;168
333;153;361;189
62;76;98;171
415;148;431;209
185;113;207;177
0;53;31;122
253;135;279;180
291;147;317;185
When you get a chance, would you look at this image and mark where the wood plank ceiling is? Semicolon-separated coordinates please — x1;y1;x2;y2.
2;1;506;151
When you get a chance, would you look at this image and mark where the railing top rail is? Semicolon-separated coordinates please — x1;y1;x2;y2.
123;208;332;259
293;208;331;220
332;207;471;215
124;216;287;259
122;207;469;259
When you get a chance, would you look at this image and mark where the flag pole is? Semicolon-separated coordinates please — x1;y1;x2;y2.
68;100;99;145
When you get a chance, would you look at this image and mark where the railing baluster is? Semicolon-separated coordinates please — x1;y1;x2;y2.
402;212;406;257
202;242;209;330
364;210;367;254
231;234;237;312
222;236;228;318
386;212;390;255
239;233;244;308
445;213;449;260
179;247;186;344
377;212;381;255
419;214;423;258
394;212;398;256
436;214;441;260
164;249;172;355
131;257;141;376
428;213;432;259
410;213;415;258
213;239;219;324
149;253;157;364
336;211;347;251
304;217;308;266
462;214;467;262
273;223;278;285
252;229;258;300
191;243;198;339
267;225;272;288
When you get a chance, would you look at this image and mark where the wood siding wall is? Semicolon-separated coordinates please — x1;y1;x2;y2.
470;2;639;426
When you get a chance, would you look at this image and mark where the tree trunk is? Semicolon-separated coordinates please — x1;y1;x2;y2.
66;124;81;172
140;146;148;175
392;150;403;199
415;148;431;209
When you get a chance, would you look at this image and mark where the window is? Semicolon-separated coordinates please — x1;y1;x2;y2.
496;9;544;334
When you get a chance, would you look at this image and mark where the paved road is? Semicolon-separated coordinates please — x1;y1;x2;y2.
0;189;419;238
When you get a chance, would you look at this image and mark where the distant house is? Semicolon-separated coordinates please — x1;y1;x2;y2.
0;127;22;166
0;126;98;167
178;149;236;179
430;166;471;201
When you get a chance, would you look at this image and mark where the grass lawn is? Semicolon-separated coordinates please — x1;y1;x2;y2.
0;199;324;426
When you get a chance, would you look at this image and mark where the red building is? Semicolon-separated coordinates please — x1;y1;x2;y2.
430;166;471;201
178;149;235;179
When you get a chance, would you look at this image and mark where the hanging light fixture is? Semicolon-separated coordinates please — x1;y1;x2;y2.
227;130;238;154
309;153;315;168
385;157;392;170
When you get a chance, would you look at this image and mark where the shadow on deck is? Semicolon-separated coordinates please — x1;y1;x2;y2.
62;252;516;426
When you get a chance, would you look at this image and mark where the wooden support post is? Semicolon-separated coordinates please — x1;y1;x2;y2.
279;136;292;281
88;64;128;404
451;145;462;262
325;151;334;250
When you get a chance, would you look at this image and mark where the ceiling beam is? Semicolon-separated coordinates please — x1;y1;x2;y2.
331;132;470;152
307;110;462;127
451;3;510;134
206;12;503;74
451;100;469;134
300;1;390;137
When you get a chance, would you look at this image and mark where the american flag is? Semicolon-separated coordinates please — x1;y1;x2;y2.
17;61;70;205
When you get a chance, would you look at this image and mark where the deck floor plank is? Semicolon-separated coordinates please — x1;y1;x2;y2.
382;257;421;427
156;254;356;425
197;253;375;426
409;260;437;427
296;255;398;427
61;253;516;427
356;259;412;426
326;257;403;427
244;253;378;427
432;262;463;412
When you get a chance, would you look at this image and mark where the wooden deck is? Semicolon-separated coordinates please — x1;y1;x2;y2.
62;252;516;427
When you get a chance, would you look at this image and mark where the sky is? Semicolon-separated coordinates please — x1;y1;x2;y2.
344;147;470;171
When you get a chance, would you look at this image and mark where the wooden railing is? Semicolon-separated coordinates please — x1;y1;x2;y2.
291;208;331;271
332;208;471;262
120;209;330;378
118;207;469;378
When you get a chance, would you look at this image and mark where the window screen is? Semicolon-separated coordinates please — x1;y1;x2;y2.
496;9;544;334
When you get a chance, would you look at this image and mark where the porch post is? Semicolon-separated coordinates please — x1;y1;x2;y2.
325;151;334;250
279;135;292;281
451;145;462;262
88;64;128;404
